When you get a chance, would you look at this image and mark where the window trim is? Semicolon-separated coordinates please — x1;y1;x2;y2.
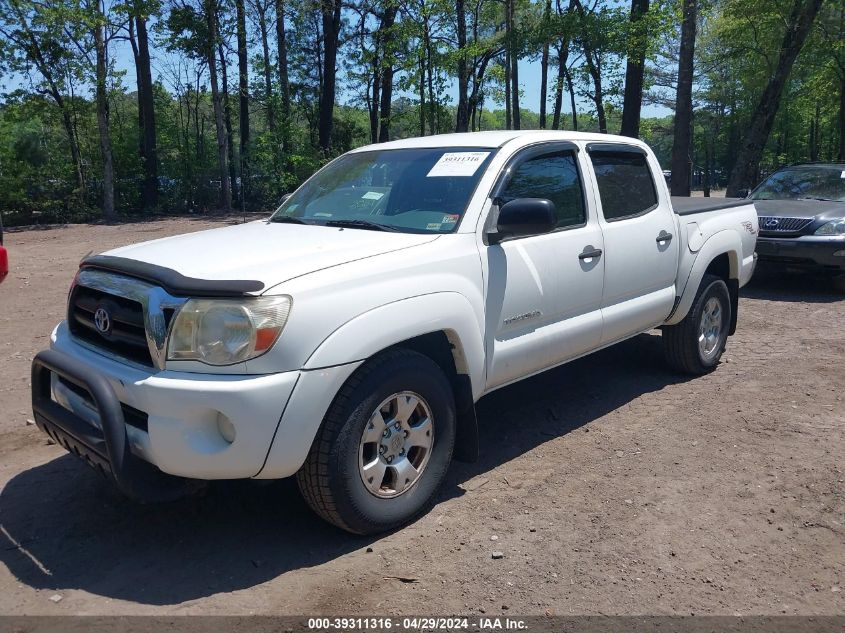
485;142;589;243
587;144;659;223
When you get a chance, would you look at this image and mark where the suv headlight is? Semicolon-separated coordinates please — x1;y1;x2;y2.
167;296;292;365
815;219;845;236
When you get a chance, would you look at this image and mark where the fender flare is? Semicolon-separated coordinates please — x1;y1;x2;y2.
665;230;741;326
303;292;487;401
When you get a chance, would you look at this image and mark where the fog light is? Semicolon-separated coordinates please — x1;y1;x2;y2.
216;413;236;444
833;250;845;257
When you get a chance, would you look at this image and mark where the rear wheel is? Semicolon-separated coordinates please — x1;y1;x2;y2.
664;274;731;375
296;349;456;534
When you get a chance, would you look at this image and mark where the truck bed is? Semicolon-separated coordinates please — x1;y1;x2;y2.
671;196;750;216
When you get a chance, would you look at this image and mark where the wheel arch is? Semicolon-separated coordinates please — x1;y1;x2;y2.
666;231;742;328
302;293;485;463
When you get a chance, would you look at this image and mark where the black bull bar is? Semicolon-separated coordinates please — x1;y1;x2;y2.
31;349;196;501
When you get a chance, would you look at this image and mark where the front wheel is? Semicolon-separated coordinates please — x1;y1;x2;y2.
664;274;731;375
296;349;456;534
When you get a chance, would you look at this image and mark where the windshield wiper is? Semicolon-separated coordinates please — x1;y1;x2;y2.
324;219;400;232
268;215;313;225
797;197;835;202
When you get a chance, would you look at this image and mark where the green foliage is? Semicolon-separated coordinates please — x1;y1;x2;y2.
0;0;841;226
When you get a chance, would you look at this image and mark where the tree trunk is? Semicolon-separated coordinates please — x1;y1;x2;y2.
275;0;290;150
129;11;158;209
565;67;578;131
235;0;250;198
620;0;649;138
370;60;380;144
93;0;115;221
378;5;397;142
508;0;520;130
539;0;551;128
219;42;238;203
670;0;696;196
318;0;341;153
418;54;426;136
257;3;276;134
455;0;470;132
205;0;231;211
552;44;567;129
504;55;511;130
425;23;436;134
726;0;825;196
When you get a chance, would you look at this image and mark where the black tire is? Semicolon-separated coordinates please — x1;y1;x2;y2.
664;274;731;375
296;349;456;535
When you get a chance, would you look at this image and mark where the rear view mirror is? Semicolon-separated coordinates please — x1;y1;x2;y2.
489;198;557;244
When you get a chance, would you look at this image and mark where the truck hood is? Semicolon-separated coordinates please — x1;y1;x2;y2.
105;220;439;291
753;199;845;221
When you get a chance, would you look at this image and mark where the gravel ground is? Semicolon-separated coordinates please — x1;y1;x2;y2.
0;217;842;616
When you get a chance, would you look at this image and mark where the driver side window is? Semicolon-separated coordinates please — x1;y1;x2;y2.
500;151;586;229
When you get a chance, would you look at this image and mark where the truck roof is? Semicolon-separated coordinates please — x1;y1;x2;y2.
350;130;648;152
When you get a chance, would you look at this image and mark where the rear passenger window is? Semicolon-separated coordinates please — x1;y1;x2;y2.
590;150;658;221
500;151;586;229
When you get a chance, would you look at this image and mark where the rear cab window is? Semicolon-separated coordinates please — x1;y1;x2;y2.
588;145;659;221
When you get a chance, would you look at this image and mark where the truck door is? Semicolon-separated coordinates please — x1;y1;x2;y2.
585;143;679;344
483;143;605;391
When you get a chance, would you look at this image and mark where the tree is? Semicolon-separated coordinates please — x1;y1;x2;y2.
128;0;159;209
205;0;232;209
0;0;87;197
726;0;826;195
275;0;291;144
670;0;696;196
90;0;117;221
318;0;341;153
235;0;250;193
620;0;649;138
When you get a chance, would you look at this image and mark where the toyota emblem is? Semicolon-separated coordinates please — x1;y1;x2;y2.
94;307;111;334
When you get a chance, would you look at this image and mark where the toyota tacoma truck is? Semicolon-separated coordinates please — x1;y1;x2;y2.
32;131;758;534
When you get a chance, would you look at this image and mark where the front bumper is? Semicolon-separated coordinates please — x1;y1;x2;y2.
35;323;360;488
755;235;845;273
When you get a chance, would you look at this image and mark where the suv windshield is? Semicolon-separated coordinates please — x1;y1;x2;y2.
752;165;845;202
270;147;496;233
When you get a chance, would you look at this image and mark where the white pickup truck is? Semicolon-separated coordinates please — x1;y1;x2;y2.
32;131;758;534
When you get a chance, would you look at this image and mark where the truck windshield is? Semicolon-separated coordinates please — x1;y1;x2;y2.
752;165;845;202
270;147;496;233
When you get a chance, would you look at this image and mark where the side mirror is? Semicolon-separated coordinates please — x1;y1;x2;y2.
736;189;749;199
489;198;557;244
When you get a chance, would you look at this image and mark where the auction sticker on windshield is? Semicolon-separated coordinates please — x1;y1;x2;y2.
427;152;491;177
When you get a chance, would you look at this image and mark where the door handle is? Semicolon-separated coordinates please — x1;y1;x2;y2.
656;231;673;243
578;248;603;260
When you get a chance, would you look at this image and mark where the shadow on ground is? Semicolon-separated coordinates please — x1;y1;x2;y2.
0;332;692;606
742;266;843;303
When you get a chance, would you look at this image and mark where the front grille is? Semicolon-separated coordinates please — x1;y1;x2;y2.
68;285;156;366
57;376;149;431
757;216;813;235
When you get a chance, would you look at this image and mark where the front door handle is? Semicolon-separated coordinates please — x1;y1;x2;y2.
656;231;673;243
578;248;603;260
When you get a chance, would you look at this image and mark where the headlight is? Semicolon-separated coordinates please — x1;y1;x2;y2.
815;219;845;236
167;296;291;365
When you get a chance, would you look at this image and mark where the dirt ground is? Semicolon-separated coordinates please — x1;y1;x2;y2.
0;217;842;616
